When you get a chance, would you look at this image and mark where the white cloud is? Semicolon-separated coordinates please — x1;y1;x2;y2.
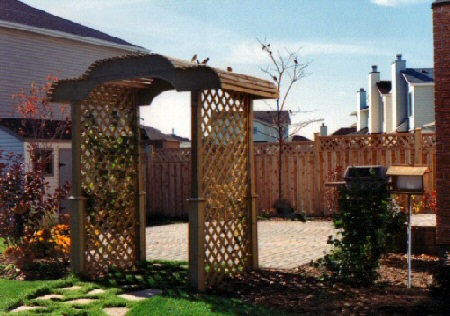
371;0;429;7
224;41;393;66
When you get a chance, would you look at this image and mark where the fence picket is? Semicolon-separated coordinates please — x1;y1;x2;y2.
145;132;436;217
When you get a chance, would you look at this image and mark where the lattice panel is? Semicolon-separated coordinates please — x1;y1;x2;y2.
153;148;191;162
200;89;250;287
254;143;314;156
320;134;415;151
423;133;436;149
81;84;139;278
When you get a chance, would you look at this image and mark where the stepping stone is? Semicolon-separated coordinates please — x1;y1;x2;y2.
118;289;163;301
103;307;130;316
35;294;64;300
63;298;97;305
88;289;107;295
60;285;83;291
10;306;42;313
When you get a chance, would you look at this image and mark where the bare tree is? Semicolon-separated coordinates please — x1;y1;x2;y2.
258;39;323;215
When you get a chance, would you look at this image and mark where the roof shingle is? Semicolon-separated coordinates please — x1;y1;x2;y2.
0;0;136;47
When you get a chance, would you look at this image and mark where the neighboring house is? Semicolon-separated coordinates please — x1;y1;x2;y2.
253;111;291;142
170;133;191;148
141;126;182;149
331;126;357;136
0;118;72;194
0;0;148;190
291;135;311;142
355;54;434;134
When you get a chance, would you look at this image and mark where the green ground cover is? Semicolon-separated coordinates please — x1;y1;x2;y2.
0;260;289;315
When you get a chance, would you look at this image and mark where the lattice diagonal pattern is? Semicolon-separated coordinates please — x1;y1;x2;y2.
200;89;250;287
81;84;139;278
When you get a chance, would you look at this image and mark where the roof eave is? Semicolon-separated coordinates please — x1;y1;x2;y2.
0;20;148;53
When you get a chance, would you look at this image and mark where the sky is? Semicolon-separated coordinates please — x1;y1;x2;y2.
22;0;434;139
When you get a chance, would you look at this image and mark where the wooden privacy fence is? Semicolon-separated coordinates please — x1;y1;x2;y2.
146;129;436;217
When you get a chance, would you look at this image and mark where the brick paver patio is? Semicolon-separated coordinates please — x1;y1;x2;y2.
145;215;436;269
146;220;337;269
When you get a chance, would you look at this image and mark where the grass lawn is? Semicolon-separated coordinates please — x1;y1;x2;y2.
0;260;290;315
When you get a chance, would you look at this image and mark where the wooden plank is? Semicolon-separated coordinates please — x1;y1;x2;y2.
288;156;295;210
169;162;176;216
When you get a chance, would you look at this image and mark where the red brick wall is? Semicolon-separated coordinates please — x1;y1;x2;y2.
433;0;450;245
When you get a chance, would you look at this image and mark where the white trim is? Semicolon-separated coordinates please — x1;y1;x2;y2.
408;82;434;87
402;74;434;87
0;20;149;53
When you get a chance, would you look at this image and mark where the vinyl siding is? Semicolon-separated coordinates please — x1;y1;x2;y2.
0;26;142;118
23;140;71;194
254;120;289;142
0;127;24;163
413;85;435;130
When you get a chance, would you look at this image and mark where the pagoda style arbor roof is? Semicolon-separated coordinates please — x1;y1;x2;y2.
49;53;278;103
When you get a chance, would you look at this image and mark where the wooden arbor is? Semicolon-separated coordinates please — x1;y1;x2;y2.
49;54;278;290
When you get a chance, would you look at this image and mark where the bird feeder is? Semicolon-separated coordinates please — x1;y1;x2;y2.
387;165;431;194
386;165;432;289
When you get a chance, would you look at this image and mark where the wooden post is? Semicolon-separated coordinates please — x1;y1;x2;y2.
137;105;147;261
313;133;322;215
189;91;206;291
246;98;258;270
69;100;86;275
414;128;423;165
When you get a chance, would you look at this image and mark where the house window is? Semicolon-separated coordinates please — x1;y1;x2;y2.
33;148;54;176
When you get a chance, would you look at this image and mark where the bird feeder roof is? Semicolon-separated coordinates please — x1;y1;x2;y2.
386;166;431;176
49;53;278;103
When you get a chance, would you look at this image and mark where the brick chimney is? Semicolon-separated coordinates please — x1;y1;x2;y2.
433;0;450;245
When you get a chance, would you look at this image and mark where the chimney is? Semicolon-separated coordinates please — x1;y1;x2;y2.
391;53;407;130
172;128;175;135
433;0;450;245
357;88;368;131
320;123;327;136
369;65;381;133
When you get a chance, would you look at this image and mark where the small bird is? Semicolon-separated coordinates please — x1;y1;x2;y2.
201;57;209;65
273;75;277;82
191;54;197;63
227;66;233;72
294;59;298;65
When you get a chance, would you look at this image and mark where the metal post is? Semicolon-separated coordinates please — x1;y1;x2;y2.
407;194;412;289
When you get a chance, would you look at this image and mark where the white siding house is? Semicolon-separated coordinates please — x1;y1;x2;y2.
355;54;435;134
253;111;291;142
0;0;149;191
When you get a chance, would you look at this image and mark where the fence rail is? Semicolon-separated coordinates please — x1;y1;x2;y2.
145;130;436;217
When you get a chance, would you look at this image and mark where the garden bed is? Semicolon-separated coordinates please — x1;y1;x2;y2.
210;253;445;315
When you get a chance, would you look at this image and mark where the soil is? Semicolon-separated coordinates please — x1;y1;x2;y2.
210;253;447;315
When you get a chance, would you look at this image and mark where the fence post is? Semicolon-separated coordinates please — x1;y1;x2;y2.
313;133;322;215
414;128;423;165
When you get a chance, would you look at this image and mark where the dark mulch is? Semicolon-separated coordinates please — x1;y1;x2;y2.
209;253;446;315
0;255;69;280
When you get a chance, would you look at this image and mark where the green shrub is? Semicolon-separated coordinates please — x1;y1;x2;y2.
330;174;404;286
